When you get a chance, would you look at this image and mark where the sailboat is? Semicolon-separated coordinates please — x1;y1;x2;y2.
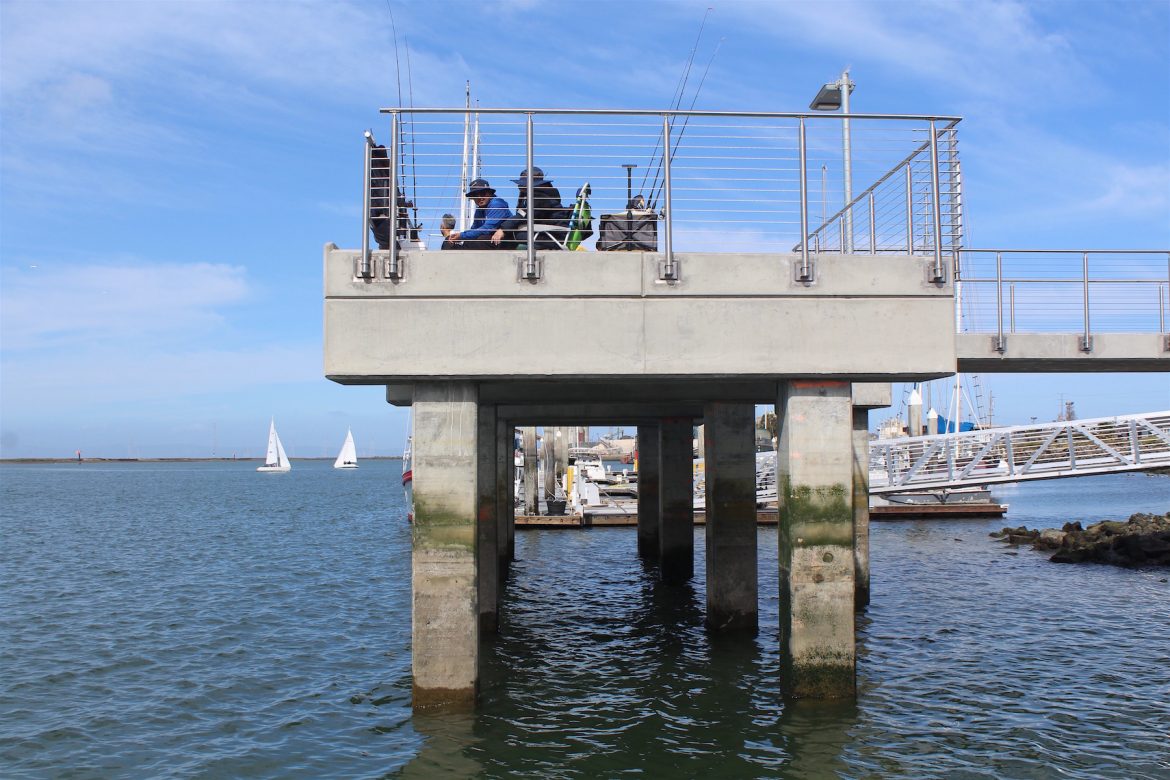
257;419;291;472
333;428;359;469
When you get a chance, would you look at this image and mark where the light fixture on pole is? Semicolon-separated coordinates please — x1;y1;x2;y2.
809;69;855;252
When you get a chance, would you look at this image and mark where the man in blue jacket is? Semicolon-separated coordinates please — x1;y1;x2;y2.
442;179;513;249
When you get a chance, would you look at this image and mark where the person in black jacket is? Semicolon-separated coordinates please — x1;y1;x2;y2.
369;144;419;249
492;167;569;250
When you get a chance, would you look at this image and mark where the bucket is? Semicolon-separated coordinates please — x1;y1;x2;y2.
545;499;567;516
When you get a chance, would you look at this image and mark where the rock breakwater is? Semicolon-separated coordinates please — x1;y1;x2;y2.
991;512;1170;567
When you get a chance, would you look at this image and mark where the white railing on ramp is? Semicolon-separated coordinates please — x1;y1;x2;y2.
870;411;1170;494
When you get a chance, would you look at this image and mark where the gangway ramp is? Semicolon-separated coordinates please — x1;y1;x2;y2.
869;411;1170;494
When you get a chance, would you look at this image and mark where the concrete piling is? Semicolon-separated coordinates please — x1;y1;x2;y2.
476;405;499;634
636;424;661;558
703;402;758;631
659;418;695;583
852;407;871;609
777;380;856;698
522;427;538;517
410;383;480;709
494;419;512;571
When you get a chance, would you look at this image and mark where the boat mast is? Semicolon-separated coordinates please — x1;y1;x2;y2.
472;100;481;181
459;82;471;231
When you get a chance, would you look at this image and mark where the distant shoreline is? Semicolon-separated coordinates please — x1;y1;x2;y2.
0;457;404;464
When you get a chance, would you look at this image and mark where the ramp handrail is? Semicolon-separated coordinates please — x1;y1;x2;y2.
870;410;1170;493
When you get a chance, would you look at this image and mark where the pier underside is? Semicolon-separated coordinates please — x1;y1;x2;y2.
405;379;884;707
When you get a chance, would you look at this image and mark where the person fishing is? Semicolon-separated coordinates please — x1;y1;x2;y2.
442;179;513;250
492;167;568;250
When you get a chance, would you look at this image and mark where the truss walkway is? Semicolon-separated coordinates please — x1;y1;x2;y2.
869;411;1170;494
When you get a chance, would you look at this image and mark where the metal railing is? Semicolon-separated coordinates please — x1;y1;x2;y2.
870;410;1170;493
955;250;1170;350
358;108;962;282
795;122;963;265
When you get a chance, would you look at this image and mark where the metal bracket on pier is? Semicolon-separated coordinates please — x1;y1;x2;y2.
925;259;948;286
383;252;406;282
1163;334;1170;352
658;257;681;282
1080;335;1093;353
517;254;543;282
793;258;816;285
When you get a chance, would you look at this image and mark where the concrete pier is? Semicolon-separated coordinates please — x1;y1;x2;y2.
327;248;963;708
777;380;856;698
703;402;758;632
636;424;660;558
410;383;480;709
496;420;514;566
659;418;695;584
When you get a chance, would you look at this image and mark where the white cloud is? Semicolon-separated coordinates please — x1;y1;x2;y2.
0;261;250;351
734;0;1090;104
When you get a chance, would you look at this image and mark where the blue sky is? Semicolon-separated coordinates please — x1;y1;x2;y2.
1;0;1167;458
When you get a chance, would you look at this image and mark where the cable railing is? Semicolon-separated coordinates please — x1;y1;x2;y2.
358;108;961;283
795;123;963;258
955;250;1170;349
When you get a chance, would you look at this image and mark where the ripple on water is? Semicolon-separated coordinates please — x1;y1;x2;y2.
2;466;1169;778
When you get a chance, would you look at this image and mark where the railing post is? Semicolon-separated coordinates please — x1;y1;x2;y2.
868;192;876;254
660;114;676;281
994;251;1005;352
928;120;945;283
796;117;813;283
1164;253;1170;350
524;113;538;280
360;131;374;279
1080;251;1092;352
387;113;402;280
1160;284;1166;333
1010;282;1016;333
904;163;913;253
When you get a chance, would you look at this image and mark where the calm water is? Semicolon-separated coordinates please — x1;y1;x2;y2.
1;462;1168;779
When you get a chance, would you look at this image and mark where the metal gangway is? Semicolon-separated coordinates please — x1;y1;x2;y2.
869;411;1170;494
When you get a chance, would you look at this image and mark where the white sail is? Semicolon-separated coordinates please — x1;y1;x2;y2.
258;419;292;472
333;428;358;469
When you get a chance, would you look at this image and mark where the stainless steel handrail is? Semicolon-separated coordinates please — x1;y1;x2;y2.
957;249;1170;343
367;108;964;268
382;107;962;121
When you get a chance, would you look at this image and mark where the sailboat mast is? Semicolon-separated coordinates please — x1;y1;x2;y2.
472;104;481;180
459;82;471;231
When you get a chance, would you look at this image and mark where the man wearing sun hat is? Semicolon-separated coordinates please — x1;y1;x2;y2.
442;178;514;250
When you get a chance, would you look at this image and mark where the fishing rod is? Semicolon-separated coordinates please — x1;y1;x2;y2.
640;8;711;200
405;39;421;233
384;2;408;205
649;36;723;211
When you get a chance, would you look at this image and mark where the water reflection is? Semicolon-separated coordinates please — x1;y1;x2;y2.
390;712;480;778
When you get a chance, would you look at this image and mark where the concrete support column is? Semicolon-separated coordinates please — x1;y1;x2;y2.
636;424;661;558
495;419;513;571
703;402;758;632
411;382;479;709
777;380;856;698
659;418;695;584
522;427;538;516
852;408;871;609
476;404;499;634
